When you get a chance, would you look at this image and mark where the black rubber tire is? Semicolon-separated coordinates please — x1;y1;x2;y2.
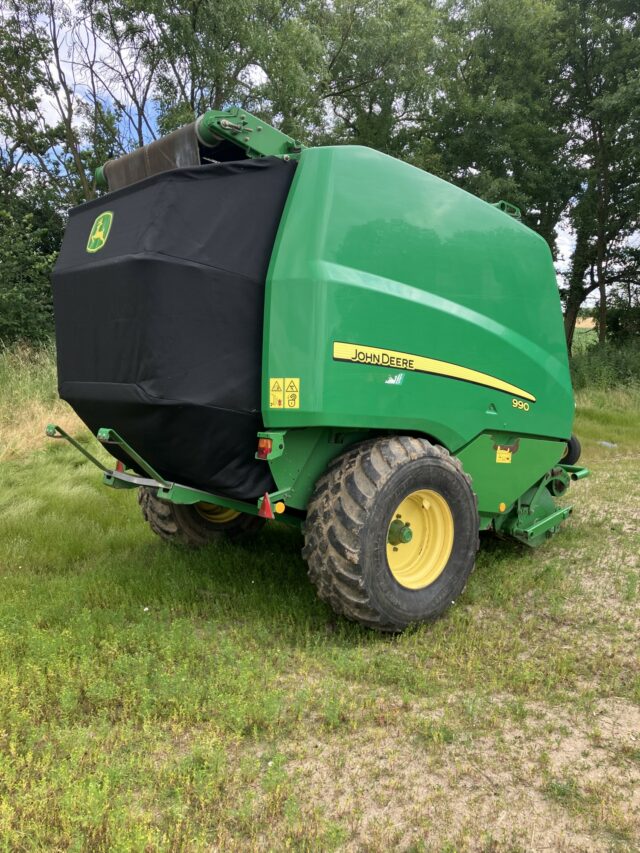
562;434;582;466
302;436;479;632
138;487;265;546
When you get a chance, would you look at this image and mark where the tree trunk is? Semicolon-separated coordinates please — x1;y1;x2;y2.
594;121;609;344
564;288;583;354
563;226;593;354
598;275;607;344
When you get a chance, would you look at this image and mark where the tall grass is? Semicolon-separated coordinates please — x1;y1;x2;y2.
571;325;597;354
0;339;58;407
0;340;80;461
570;339;640;390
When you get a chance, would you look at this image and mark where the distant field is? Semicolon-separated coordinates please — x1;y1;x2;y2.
0;346;638;851
576;316;596;329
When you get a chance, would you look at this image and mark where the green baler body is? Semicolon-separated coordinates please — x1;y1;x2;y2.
54;112;578;536
261;146;573;520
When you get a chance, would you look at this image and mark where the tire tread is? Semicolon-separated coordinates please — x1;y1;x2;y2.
137;488;264;545
303;437;478;632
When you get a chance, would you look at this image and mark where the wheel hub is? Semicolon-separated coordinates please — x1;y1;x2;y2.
386;489;454;589
387;518;414;545
196;503;241;524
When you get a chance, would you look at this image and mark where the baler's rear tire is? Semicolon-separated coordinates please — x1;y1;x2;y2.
138;487;264;546
303;436;479;632
562;434;582;466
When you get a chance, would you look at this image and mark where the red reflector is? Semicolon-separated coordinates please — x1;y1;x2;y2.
258;492;274;519
257;437;273;460
115;460;125;473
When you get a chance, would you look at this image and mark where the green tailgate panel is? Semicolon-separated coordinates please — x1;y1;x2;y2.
262;146;574;508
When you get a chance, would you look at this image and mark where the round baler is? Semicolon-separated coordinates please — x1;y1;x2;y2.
49;108;588;632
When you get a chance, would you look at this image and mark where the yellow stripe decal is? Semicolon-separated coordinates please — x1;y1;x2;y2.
332;342;536;403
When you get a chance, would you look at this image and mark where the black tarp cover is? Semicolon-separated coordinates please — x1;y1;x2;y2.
52;158;296;500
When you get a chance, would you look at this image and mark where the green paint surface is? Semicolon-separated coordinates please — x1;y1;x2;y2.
263;145;574;517
456;432;565;516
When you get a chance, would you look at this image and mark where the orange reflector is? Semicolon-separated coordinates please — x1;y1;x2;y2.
257;437;273;460
499;502;506;512
274;501;286;514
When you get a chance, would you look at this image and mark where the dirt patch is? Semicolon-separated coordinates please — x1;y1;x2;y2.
594;697;640;747
285;722;615;851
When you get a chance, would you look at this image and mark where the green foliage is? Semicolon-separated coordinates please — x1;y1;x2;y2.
598;300;640;344
0;0;639;344
431;0;576;245
559;0;640;346
605;306;640;343
570;340;640;389
0;210;55;343
310;0;437;158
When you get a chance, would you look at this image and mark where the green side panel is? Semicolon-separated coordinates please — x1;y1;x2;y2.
263;146;574;457
456;432;565;517
268;427;368;510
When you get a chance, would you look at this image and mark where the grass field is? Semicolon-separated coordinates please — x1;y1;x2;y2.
0;346;638;851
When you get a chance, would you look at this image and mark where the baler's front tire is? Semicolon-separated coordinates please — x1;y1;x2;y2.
138;487;264;546
303;436;479;632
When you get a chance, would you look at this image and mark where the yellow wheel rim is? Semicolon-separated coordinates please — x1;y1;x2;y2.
386;489;454;589
196;503;241;524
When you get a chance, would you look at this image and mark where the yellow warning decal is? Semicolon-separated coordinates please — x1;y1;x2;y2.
496;448;512;464
284;378;300;409
269;378;284;409
270;378;300;409
332;342;536;402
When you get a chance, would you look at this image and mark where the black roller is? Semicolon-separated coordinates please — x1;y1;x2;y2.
102;123;202;190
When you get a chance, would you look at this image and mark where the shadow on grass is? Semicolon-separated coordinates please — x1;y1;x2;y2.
3;441;569;650
91;517;549;650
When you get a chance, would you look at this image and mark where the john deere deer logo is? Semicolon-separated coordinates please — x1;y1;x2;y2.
86;211;113;253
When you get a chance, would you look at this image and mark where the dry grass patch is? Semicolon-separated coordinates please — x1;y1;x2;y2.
276;689;639;850
1;397;81;461
0;342;81;461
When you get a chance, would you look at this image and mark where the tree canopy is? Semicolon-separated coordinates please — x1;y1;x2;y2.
1;0;638;347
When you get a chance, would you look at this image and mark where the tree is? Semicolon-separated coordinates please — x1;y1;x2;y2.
0;209;56;342
0;0;123;206
429;0;578;247
558;0;640;350
309;0;437;159
0;0;638;347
